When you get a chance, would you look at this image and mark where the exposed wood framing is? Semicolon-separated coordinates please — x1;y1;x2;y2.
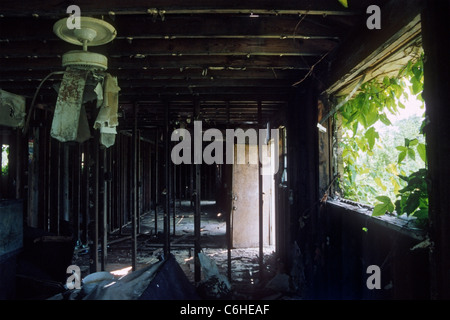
0;0;363;17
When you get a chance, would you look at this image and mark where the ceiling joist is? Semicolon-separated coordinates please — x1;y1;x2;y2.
0;0;361;18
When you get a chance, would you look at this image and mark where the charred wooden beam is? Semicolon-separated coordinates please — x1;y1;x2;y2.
0;55;313;71
0;0;362;18
0;38;337;58
0;16;349;41
1;84;294;97
0;78;295;89
0;87;293;104
0;68;306;82
0;81;295;99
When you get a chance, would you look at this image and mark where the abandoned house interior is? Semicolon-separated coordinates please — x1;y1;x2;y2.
0;0;449;301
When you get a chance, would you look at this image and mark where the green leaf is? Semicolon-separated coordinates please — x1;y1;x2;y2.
379;113;392;126
365;127;378;150
395;195;407;215
359;112;367;128
376;195;393;203
417;143;427;163
411;76;422;95
410;139;419;146
407;148;415;160
352;120;359;136
417;93;424;103
398;151;406;163
365;102;379;127
396;146;407;152
412;64;423;82
405;192;421;215
373;204;387;216
338;0;348;8
404;138;410;147
373;196;395;216
347;110;359;124
413;208;428;220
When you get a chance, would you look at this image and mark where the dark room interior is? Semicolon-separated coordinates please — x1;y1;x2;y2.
1;0;449;304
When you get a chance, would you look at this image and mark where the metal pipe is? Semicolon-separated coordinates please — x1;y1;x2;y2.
258;100;264;280
148;139;152;219
120;134;126;235
100;146;107;271
194;99;201;283
131;103;138;271
173;161;176;236
164;102;171;258
56;141;61;235
75;145;81;246
195;162;201;283
227;166;232;281
90;136;99;273
83;142;90;246
154;128;159;234
137;129;141;235
62;143;70;222
115;136;121;232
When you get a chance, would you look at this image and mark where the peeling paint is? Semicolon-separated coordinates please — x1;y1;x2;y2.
50;68;89;142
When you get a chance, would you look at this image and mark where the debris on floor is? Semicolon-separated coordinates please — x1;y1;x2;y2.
197;252;231;299
37;202;302;300
50;254;200;300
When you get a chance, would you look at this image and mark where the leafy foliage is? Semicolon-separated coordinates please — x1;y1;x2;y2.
373;196;395;216
395;168;429;227
1;144;9;176
336;54;428;226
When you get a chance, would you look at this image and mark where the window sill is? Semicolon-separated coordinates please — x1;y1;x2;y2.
326;198;426;241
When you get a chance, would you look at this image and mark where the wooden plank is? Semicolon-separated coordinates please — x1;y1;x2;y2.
0;38;337;58
0;0;362;17
117;86;294;96
0;80;294;93
0;87;293;102
0;16;351;41
0;68;305;81
0;78;293;90
0;55;311;71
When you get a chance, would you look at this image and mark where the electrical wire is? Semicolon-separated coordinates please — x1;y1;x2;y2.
22;71;65;135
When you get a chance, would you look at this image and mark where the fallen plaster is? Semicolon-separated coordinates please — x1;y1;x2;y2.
72;201;296;299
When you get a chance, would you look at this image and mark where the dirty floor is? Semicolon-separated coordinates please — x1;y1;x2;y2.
72;201;295;300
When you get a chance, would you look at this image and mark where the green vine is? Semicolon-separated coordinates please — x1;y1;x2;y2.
336;53;428;227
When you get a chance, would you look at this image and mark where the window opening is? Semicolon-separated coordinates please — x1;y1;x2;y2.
335;53;427;227
1;144;9;176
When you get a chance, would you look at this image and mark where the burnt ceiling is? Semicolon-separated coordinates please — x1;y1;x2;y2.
0;0;390;128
